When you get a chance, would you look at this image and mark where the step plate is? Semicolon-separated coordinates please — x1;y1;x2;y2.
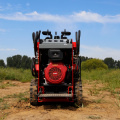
38;93;72;98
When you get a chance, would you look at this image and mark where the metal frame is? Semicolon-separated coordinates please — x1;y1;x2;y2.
36;39;76;103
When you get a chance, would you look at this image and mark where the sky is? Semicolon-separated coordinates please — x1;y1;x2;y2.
0;0;120;63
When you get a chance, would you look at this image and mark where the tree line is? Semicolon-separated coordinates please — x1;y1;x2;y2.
0;55;120;69
81;56;120;69
0;55;32;69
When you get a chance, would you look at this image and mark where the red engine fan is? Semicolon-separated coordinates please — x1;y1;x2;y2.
44;62;67;84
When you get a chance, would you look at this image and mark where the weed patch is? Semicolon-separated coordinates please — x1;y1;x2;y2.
82;69;120;93
0;82;16;89
0;68;33;82
0;103;10;110
93;96;105;104
88;115;101;119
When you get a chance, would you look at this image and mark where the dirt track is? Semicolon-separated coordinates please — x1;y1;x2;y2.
0;80;120;120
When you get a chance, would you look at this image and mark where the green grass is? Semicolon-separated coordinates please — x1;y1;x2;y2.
0;103;10;110
0;67;120;92
82;69;120;92
0;67;33;82
0;81;16;89
0;112;9;120
2;91;29;100
93;96;105;104
0;98;4;103
0;91;29;111
88;115;101;119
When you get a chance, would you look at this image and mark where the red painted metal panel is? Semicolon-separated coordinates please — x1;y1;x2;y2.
72;42;76;50
35;64;39;71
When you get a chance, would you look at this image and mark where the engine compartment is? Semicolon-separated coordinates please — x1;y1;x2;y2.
44;62;67;84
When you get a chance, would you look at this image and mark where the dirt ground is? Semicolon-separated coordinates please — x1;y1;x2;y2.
0;80;120;120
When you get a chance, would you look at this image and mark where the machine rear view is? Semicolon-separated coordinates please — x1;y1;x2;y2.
30;29;82;106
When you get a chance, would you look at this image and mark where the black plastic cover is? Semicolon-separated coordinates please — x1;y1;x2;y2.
48;49;63;60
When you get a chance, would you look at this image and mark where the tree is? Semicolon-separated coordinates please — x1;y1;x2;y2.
21;55;31;69
27;57;32;69
81;56;89;62
7;54;32;69
103;57;115;68
12;55;22;68
7;57;13;67
0;59;5;67
117;60;120;69
82;58;108;71
7;55;22;68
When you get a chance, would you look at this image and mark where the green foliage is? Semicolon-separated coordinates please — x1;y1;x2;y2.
7;54;31;69
12;55;22;68
21;55;32;69
82;69;120;91
117;60;120;68
103;57;115;68
0;68;33;82
81;56;89;62
0;59;5;67
7;57;13;67
81;58;108;71
81;56;120;69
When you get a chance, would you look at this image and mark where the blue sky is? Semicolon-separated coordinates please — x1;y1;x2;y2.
0;0;120;63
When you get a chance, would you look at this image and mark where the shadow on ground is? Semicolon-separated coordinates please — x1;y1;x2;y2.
38;96;91;110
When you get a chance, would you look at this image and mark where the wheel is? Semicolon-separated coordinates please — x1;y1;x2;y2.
30;79;39;106
31;58;37;77
74;80;82;107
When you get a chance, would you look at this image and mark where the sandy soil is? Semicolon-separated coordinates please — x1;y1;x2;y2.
0;80;120;120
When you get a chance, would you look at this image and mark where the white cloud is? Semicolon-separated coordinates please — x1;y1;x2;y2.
70;11;104;23
0;11;68;22
0;11;120;23
81;45;120;60
0;4;11;11
0;49;17;51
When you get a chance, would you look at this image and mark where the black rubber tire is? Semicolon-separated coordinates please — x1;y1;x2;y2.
30;79;39;106
74;80;82;107
31;58;37;77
